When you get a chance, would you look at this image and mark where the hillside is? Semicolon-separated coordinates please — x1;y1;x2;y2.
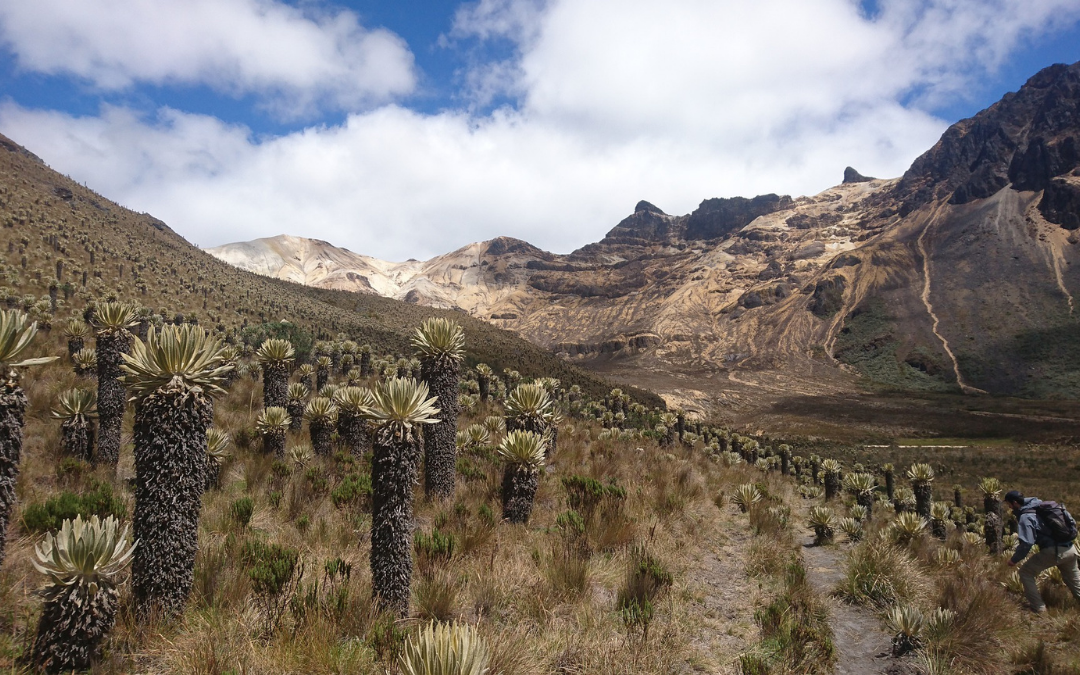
209;61;1080;417
0;136;661;407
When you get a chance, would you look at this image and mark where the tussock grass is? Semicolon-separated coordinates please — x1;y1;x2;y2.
0;337;765;673
837;539;926;609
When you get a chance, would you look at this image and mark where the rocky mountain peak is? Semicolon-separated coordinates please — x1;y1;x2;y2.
635;200;666;214
843;166;874;184
897;60;1080;221
484;236;548;258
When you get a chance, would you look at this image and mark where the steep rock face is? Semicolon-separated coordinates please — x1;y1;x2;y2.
209;61;1080;409
896;62;1080;216
684;194;795;241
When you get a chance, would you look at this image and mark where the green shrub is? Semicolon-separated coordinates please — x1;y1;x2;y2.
55;457;89;484
414;529;456;575
304;465;329;493
330;473;372;508
455;456;486;482
241;538;303;637
20;482;126;534
230;497;254;528
561;475;625;526
478;504;495;527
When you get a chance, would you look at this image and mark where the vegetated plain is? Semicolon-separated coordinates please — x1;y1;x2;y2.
1;326;779;673
1;117;1080;673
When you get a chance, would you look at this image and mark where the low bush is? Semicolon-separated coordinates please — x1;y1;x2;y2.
241;538;304;638
330;472;371;509
20;481;126;534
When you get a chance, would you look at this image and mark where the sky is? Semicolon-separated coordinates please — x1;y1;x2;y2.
0;0;1079;261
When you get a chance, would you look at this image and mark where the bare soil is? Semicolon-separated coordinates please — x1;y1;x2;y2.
800;538;896;675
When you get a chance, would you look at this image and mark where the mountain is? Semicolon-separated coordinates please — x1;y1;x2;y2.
0;133;662;407
208;61;1080;414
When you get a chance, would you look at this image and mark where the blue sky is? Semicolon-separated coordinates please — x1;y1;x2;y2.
0;0;1078;260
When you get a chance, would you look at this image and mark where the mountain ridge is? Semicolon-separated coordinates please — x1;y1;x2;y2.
207;61;1080;414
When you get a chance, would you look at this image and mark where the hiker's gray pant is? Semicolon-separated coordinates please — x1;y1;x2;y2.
1020;544;1080;611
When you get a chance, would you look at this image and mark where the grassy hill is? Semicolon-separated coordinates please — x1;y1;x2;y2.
0;133;661;408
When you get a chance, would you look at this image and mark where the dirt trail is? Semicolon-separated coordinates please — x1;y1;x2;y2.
801;538;895;675
682;525;758;674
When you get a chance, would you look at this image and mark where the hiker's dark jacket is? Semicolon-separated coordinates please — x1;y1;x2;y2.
1011;497;1078;564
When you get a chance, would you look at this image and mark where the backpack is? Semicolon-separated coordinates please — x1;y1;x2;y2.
1035;501;1079;543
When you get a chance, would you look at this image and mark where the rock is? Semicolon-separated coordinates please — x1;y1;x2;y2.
635;200;665;214
792;241;827;260
757;260;783;280
843;167;874;183
808;275;846;318
1038;177;1080;230
785;212;841;230
590;205;681;247
830;253;861;269
684;194;794;241
739;283;791;309
486;236;548;257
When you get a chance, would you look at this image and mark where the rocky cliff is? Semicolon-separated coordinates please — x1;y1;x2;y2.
208;61;1080;414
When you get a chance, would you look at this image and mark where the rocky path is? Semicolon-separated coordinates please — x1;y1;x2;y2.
801;538;896;675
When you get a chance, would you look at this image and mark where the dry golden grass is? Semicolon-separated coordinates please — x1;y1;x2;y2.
0;332;766;674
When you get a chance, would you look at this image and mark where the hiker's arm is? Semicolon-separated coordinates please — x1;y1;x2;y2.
1009;541;1031;566
1010;514;1036;565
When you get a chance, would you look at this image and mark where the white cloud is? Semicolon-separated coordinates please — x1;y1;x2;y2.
0;0;416;117
0;98;944;260
1;0;1078;261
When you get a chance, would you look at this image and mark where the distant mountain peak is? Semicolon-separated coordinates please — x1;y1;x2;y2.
635;200;665;214
843;167;874;184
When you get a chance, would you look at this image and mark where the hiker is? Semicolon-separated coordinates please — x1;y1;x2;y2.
1005;490;1080;613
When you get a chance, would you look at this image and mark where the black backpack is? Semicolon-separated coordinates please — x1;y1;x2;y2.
1035;501;1079;543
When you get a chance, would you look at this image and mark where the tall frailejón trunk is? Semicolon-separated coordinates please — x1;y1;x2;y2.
262;363;288;409
984;495;1003;555
96;332;131;465
854;490;873;520
0;378;28;566
477;372;489;403
914;483;932;520
31;581;119;672
422;359;459;499
338;410;370;458
824;469;840;501
61;417;95;461
67;336;83;360
370;426;421;617
287;399;304;430
132;385;211;619
501;465;539;524
310;420;333;456
264;429;286;458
